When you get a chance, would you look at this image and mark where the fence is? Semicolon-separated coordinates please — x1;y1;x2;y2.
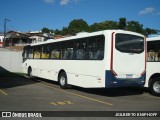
0;50;23;73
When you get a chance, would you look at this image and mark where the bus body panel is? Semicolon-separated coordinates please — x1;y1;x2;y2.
145;62;160;87
105;70;145;87
105;31;146;87
112;31;145;78
113;50;145;78
22;30;146;88
23;59;106;88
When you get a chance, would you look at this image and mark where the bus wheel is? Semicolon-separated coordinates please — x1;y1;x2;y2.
150;77;160;96
59;72;68;89
28;67;33;79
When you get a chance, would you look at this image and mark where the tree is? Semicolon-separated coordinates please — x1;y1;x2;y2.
68;19;89;35
42;27;50;33
126;21;144;34
90;23;105;32
61;27;69;36
103;21;118;29
90;21;117;32
54;29;62;35
118;18;126;30
144;28;157;37
52;18;159;37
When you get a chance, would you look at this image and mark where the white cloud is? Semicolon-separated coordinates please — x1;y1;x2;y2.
43;0;55;3
43;0;81;5
139;7;156;15
156;12;160;16
60;0;70;5
73;0;81;3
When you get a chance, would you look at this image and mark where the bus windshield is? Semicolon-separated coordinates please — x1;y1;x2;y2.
115;34;144;54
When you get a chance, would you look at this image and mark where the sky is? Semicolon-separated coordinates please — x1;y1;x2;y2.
0;0;160;32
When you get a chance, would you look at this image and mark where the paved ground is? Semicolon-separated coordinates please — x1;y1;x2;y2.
0;47;10;51
0;74;160;119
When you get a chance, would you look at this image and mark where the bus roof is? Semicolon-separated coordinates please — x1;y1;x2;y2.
147;36;160;41
29;30;144;46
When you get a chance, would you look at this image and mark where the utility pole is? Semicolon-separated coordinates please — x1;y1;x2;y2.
3;17;10;47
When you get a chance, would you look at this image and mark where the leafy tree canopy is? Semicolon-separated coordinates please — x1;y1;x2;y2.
42;27;50;33
42;18;158;37
68;19;89;35
118;18;126;30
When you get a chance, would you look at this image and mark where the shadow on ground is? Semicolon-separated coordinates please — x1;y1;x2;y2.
0;66;147;97
38;78;147;97
0;66;39;89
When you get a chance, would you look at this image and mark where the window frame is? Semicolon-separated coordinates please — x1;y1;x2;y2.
115;33;144;54
22;35;105;61
147;40;160;62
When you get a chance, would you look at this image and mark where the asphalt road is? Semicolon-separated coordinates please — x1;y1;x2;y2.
0;74;160;119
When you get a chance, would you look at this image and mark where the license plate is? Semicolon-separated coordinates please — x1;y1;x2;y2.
126;74;133;78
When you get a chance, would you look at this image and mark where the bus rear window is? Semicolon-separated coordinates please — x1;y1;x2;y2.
115;34;144;54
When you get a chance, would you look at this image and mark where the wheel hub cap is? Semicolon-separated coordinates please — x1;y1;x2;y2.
153;81;160;93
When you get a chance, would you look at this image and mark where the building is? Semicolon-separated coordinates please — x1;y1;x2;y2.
29;35;45;43
27;31;45;43
5;31;31;47
4;30;55;49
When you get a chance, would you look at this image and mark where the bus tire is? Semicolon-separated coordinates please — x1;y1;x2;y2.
28;67;34;79
59;72;68;89
150;77;160;96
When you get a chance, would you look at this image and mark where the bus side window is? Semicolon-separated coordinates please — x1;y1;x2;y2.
24;47;28;59
155;51;158;61
61;41;68;60
61;40;74;60
67;40;74;60
67;48;74;59
22;46;29;62
147;40;160;62
158;50;160;61
81;39;88;60
88;36;104;60
50;43;60;59
148;50;156;61
28;47;33;59
41;45;50;59
74;38;88;60
34;46;41;59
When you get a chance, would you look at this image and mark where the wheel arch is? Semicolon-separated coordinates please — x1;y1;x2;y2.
148;73;160;87
28;66;32;74
58;69;66;81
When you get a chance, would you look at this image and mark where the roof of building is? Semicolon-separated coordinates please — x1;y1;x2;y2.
6;31;30;39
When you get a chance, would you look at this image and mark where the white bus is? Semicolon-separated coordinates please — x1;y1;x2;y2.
22;30;146;89
146;37;160;96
